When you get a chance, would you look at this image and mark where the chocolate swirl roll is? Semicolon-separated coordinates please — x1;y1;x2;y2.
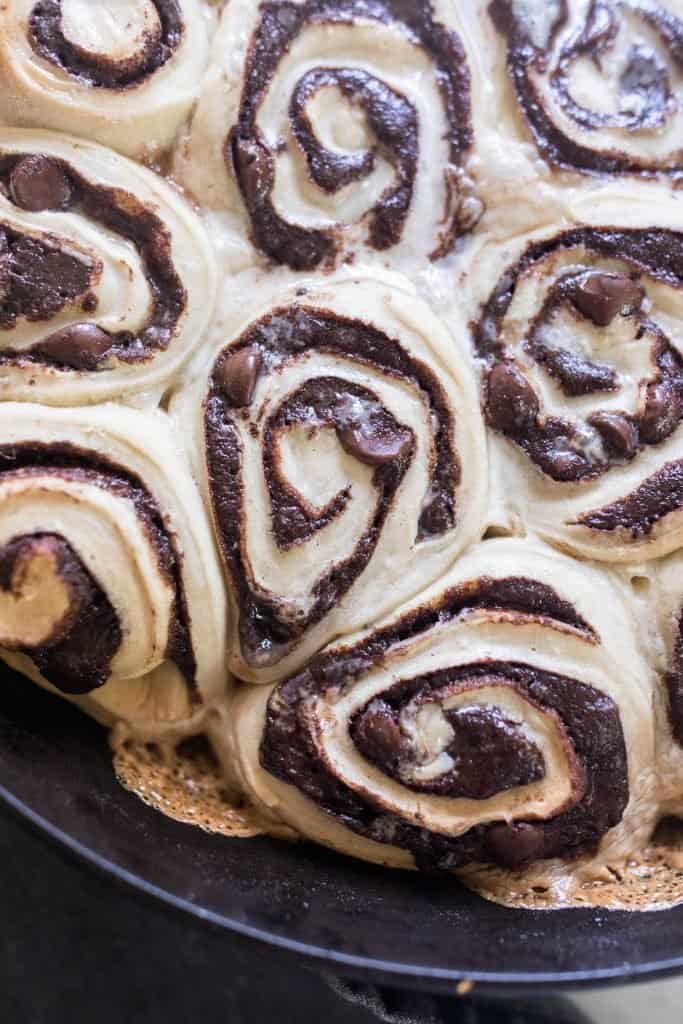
0;402;227;736
0;1;209;158
231;539;655;875
471;184;683;561
472;0;683;181
0;129;216;406
175;0;482;271
171;274;487;683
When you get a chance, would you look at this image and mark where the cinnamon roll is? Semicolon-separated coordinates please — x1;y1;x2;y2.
231;539;655;874
463;0;683;186
0;129;217;406
0;1;210;159
471;183;683;561
175;0;483;271
171;273;488;683
0;402;227;737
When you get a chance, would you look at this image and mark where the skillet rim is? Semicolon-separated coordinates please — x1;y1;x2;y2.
3;776;683;996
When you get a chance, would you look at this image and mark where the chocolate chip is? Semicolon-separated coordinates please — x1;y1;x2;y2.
640;379;683;444
216;346;263;407
339;424;412;466
486;361;539;434
486;822;546;868
542;447;587;481
10;155;73;212
589;412;639;459
36;323;112;370
570;271;644;328
418;493;454;539
353;701;406;769
231;135;272;208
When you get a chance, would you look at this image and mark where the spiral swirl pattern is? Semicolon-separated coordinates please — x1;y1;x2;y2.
0;129;216;406
0;0;209;158
175;0;482;270
0;402;227;735
232;539;654;872
487;0;683;178
171;274;487;683
471;184;683;561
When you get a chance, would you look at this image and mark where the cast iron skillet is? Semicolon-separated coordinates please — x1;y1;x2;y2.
2;663;683;996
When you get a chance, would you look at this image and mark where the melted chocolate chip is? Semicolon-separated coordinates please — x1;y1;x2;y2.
354;700;406;769
486;822;546;868
28;0;184;89
35;323;112;371
339;423;413;466
640;379;682;444
216;346;263;407
589;411;639;459
228;0;474;268
486;362;538;435
9;155;72;212
570;271;644;327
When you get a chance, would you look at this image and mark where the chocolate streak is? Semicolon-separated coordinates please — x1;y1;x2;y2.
229;0;473;269
28;0;184;89
0;534;121;695
260;576;627;871
0;442;197;696
205;305;459;668
475;227;683;483
0;151;187;370
353;698;546;799
490;0;683;176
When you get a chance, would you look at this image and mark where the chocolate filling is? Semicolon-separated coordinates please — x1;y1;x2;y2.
0;225;96;328
228;0;473;269
576;458;683;535
0;442;197;696
0;533;121;695
0;151;187;371
475;226;683;483
28;0;184;89
490;0;683;177
260;576;626;871
205;304;459;669
352;696;546;799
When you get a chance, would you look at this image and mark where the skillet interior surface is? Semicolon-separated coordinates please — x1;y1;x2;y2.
1;663;683;995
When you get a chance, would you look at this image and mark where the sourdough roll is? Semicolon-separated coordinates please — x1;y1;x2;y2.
0;0;210;158
0;129;216;406
231;539;656;874
171;272;488;684
469;182;683;561
0;402;227;738
175;0;483;271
